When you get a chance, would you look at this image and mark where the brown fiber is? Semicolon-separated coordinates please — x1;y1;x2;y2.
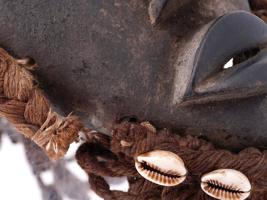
76;122;267;200
0;48;83;160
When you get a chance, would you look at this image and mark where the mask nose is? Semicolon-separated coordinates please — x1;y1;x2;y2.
180;11;267;105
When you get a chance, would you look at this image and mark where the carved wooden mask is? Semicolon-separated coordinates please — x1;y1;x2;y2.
0;0;266;151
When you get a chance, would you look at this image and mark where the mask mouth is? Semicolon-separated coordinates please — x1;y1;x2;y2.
175;11;267;105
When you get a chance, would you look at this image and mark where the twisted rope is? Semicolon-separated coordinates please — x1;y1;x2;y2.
76;122;267;200
0;48;83;160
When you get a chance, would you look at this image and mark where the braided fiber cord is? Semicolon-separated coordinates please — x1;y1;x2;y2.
0;48;83;160
76;122;267;200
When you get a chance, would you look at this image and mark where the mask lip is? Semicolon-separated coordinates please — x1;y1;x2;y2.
179;11;267;105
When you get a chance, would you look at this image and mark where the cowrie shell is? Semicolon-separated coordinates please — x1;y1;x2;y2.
135;150;187;186
201;169;251;200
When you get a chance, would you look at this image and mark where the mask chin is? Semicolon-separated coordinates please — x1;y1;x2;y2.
173;11;267;105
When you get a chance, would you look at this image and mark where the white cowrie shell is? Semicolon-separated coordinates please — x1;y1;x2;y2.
201;169;251;200
135;150;187;186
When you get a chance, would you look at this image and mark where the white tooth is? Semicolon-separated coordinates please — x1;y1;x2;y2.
201;169;251;200
135;150;187;186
